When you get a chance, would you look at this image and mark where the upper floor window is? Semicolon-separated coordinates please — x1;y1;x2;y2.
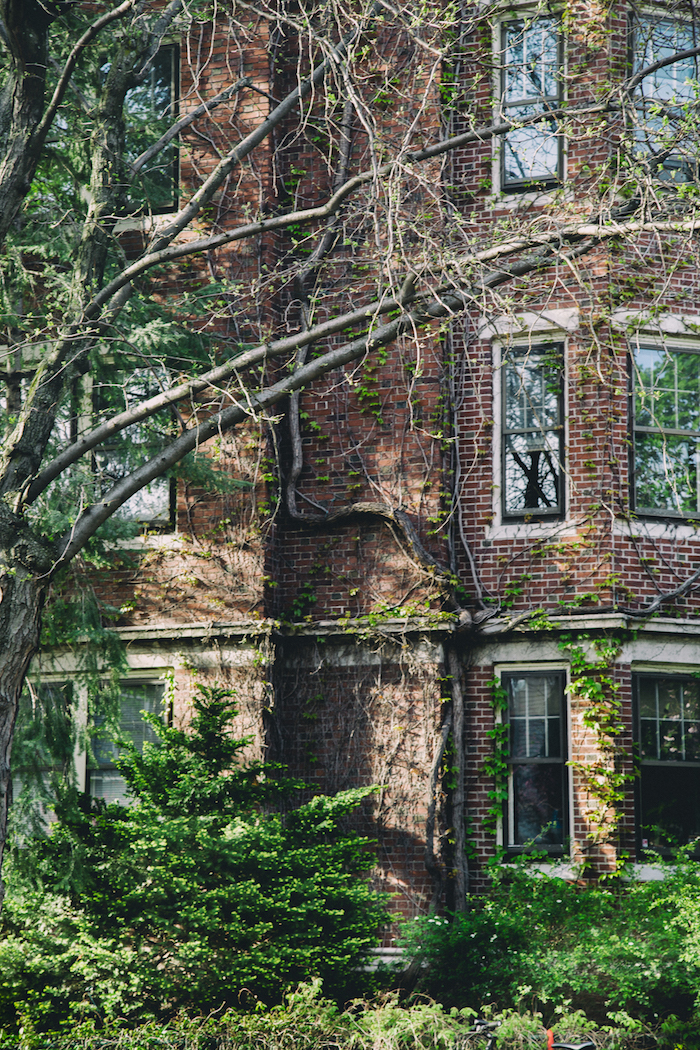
93;365;176;529
632;344;700;517
633;16;699;182
502;344;564;519
500;16;563;191
635;673;700;853
503;670;568;852
124;44;179;212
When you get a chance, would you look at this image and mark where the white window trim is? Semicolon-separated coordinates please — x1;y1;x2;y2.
494;662;572;856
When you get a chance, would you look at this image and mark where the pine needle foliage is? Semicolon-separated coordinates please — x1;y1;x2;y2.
0;686;387;1031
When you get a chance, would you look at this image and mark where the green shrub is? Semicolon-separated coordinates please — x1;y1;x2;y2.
0;686;387;1032
399;862;700;1029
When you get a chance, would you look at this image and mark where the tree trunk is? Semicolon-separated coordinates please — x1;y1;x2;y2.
0;505;52;908
0;569;44;907
0;0;59;245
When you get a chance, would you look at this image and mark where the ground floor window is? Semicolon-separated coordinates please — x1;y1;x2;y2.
635;673;700;853
90;680;166;805
503;670;567;852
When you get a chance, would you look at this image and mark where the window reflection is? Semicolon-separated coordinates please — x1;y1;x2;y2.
503;345;564;518
501;18;562;189
636;675;700;853
633;344;700;515
634;18;700;182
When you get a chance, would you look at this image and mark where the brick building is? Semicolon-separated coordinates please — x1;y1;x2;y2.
22;0;700;924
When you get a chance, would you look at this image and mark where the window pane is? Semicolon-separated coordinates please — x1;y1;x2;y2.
503;347;563;516
634;432;697;514
505;351;561;429
638;676;700;762
504;436;560;512
638;676;657;718
507;674;562;759
512;763;565;846
504;19;559;102
640;764;700;849
635;19;698;103
659;719;682;760
634;347;700;432
93;366;175;526
634;19;699;181
503;121;560;184
125;46;179;211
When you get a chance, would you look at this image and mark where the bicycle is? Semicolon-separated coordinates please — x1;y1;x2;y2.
465;1019;595;1050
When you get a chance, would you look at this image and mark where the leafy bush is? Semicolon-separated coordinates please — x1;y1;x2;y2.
400;862;700;1031
0;686;387;1032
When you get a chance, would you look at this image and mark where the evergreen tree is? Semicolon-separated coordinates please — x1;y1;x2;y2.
0;685;386;1029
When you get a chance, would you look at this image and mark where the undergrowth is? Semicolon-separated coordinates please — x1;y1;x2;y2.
0;980;678;1050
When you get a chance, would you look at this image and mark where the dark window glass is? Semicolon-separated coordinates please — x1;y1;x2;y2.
633;17;699;183
504;671;567;850
502;345;564;518
635;674;700;852
500;18;562;190
125;45;179;211
632;345;700;516
90;681;166;805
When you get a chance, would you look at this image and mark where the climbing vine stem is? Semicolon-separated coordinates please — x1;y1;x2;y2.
559;630;635;874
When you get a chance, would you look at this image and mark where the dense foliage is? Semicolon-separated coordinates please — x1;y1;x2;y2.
0;686;387;1031
400;863;700;1038
0;978;685;1050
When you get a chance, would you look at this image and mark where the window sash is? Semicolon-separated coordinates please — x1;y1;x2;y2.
125;44;180;212
502;344;564;519
632;17;700;182
632;344;700;516
634;674;700;852
90;681;167;805
503;671;567;851
500;17;563;189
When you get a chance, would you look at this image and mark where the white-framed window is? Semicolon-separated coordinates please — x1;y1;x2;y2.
501;342;565;519
498;15;563;191
631;341;700;517
632;14;699;182
502;669;569;852
634;672;700;853
89;680;168;805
